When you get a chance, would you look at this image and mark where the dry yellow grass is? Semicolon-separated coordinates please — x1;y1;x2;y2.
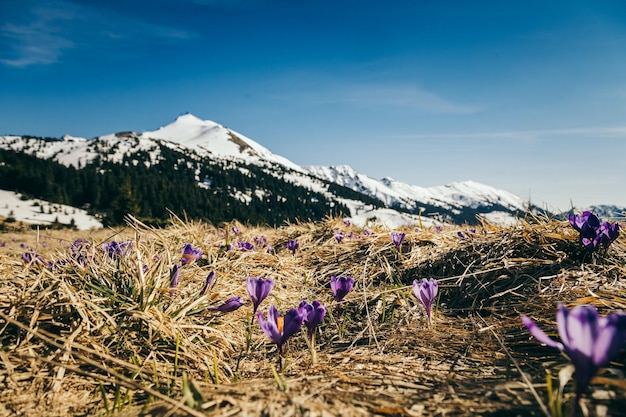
0;214;625;416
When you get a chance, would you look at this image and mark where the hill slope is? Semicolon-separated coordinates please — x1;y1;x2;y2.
1;114;529;227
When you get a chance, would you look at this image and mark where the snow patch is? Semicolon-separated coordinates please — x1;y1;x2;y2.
0;190;102;230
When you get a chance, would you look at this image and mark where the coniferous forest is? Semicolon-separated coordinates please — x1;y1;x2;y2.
0;142;385;227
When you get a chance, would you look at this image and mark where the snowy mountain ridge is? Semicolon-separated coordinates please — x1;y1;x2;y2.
304;164;527;217
0;114;530;227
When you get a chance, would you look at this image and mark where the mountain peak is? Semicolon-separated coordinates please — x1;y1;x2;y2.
138;114;303;172
172;113;214;126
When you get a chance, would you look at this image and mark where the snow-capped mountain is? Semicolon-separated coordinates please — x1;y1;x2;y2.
0;114;532;228
0;114;302;172
305;164;527;223
140;114;304;172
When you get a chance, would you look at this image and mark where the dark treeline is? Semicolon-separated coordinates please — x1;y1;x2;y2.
0;144;359;227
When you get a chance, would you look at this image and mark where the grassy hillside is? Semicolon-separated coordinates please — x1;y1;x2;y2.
0;214;625;416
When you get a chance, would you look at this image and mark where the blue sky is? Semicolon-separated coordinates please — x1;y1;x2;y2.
2;0;626;211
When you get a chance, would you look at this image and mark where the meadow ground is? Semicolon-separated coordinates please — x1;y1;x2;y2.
0;215;625;416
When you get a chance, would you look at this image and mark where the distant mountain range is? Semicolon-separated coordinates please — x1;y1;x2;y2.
0;113;570;229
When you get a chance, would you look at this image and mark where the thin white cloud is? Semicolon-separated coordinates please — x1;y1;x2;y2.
0;22;74;67
269;77;480;115
393;126;626;140
0;0;194;67
339;85;481;114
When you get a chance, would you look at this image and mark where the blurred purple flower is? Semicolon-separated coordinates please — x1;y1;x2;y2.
412;278;439;327
170;264;181;289
363;229;373;236
298;300;327;344
71;238;89;253
334;231;344;243
522;304;626;400
330;275;354;303
103;240;132;259
343;219;351;226
391;232;405;250
22;250;44;265
237;241;254;251
246;276;274;313
181;243;203;265
257;305;304;355
286;239;300;255
435;225;443;232
457;231;467;239
210;296;244;313
70;238;90;266
254;236;267;246
231;226;241;235
199;271;216;296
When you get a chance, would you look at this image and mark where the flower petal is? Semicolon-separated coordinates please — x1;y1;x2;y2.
521;315;563;350
257;307;281;345
281;308;304;342
566;305;599;358
593;312;626;367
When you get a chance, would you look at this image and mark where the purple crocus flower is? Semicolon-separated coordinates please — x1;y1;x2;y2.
231;226;241;235
103;240;132;259
330;275;354;303
181;243;203;265
580;219;601;242
391;232;405;251
522;304;626;400
237;241;254;251
343;219;351;226
568;211;598;233
298;300;327;344
569;211;620;253
210;296;244;313
199;270;216;296
246;276;274;313
170;263;181;289
71;238;89;253
22;250;45;265
334;231;344;243
597;222;620;249
286;239;300;255
412;278;439;327
435;225;444;233
257;305;304;356
457;231;467;239
70;238;90;266
254;236;267;246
